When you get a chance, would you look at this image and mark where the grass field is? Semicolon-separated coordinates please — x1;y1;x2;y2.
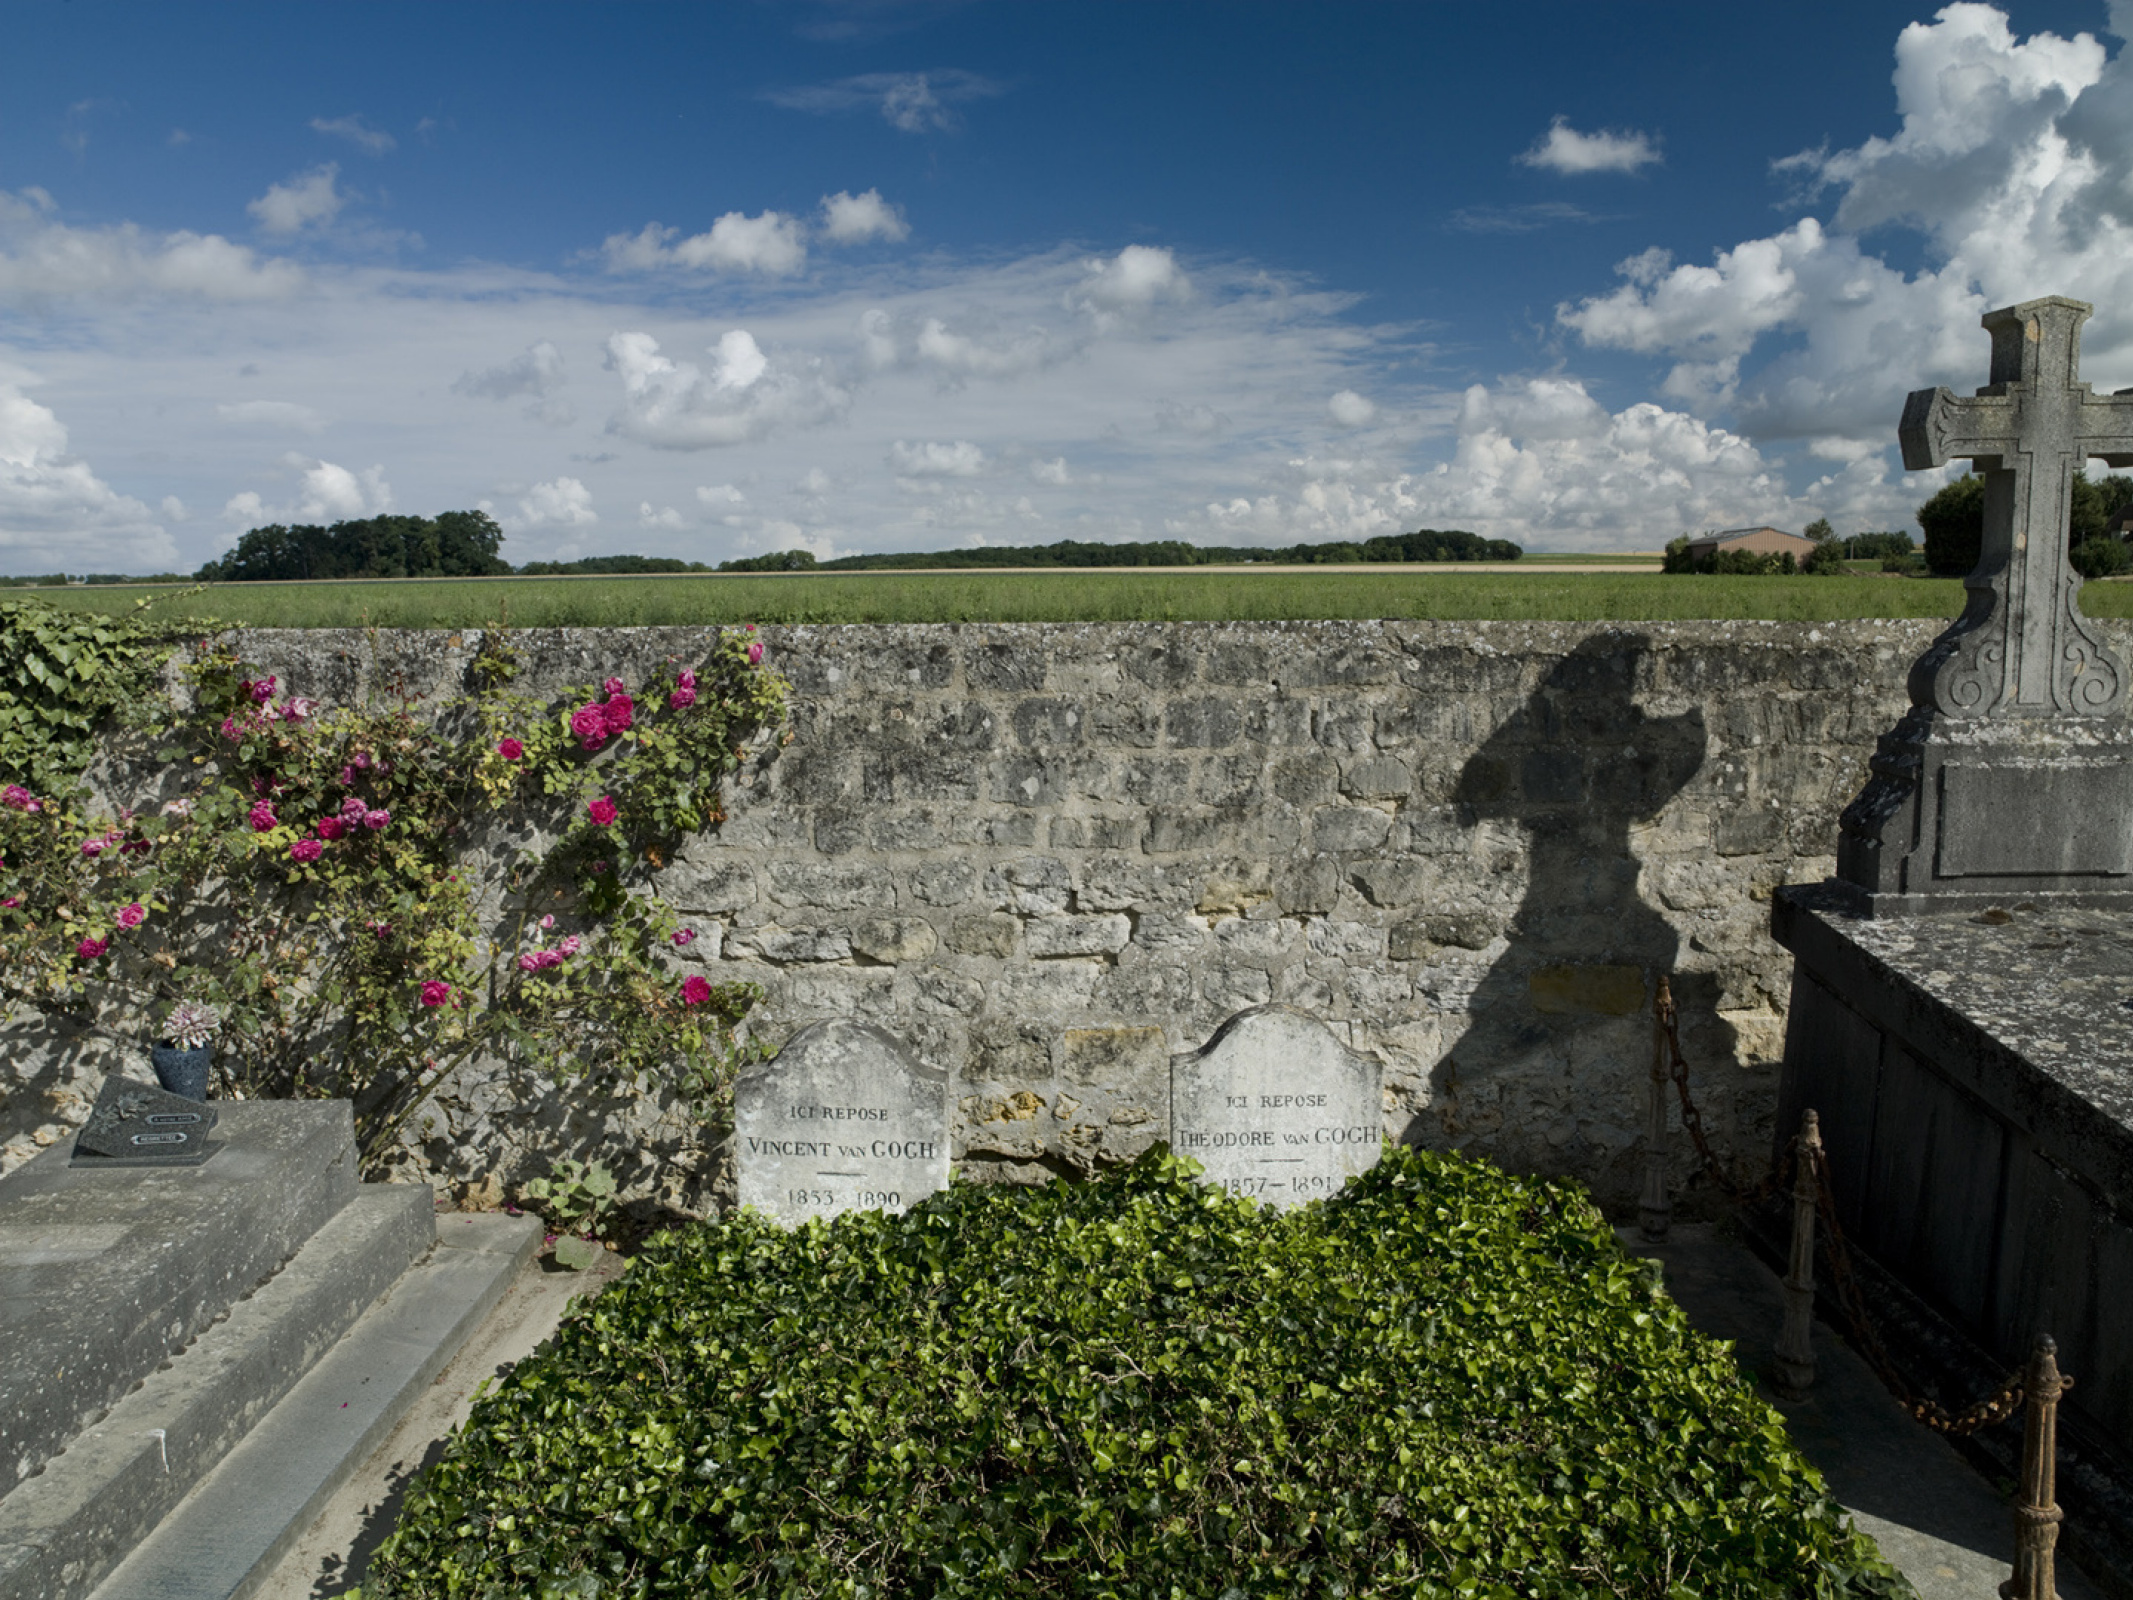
20;567;2123;628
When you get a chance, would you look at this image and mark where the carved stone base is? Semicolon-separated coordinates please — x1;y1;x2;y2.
1834;707;2133;914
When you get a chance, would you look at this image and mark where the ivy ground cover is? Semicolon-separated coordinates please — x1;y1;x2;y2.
363;1148;1910;1600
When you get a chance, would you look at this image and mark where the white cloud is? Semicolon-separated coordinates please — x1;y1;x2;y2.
1518;117;1662;175
820;188;909;245
603;329;848;449
1559;4;2133;449
638;501;685;529
1030;456;1070;486
161;495;187;521
763;70;1006;134
223;455;392;526
0;189;304;303
310;114;396;155
247;165;346;236
1327;390;1377;427
453;340;572;423
515;476;598;528
0;374;176;570
601;211;807;276
696;483;747;505
1070;245;1190;318
889;438;985;478
215;399;325;433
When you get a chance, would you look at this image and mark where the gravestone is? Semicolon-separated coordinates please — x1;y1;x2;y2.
1839;294;2133;911
1170;1006;1382;1205
733;1021;949;1224
70;1075;221;1167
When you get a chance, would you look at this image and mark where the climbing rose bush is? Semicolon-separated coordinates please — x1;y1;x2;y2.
0;626;785;1166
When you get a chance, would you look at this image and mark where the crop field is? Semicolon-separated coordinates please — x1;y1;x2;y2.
7;567;2068;628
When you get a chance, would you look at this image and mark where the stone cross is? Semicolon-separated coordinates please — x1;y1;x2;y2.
1899;295;2133;718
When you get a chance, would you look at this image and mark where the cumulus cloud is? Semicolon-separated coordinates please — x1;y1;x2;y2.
820;188;909;245
764;70;1006;133
1559;4;2133;451
1518;117;1662;175
601;211;807;276
696;483;747;506
454;340;572;423
1327;390;1377;427
1030;456;1070;486
889;438;985;478
638;501;685;529
1070;245;1190;319
223;455;392;526
310;114;396;155
0;375;176;570
0;189;304;303
603;329;848;448
247;165;346;236
515;477;598;528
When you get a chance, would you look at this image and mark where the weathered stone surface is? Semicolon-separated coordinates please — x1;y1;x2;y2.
733;1022;948;1224
1171;1007;1382;1206
10;619;2037;1215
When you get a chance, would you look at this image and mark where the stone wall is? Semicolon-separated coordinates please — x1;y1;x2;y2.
6;616;2033;1217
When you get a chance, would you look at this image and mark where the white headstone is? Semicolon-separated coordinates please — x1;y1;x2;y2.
734;1022;949;1224
1170;1006;1382;1205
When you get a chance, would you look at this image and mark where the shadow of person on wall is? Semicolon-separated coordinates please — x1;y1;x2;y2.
1428;633;1713;1188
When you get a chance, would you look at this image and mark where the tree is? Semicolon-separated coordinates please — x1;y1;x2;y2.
196;512;510;582
1803;538;1847;575
1916;476;1985;576
1802;516;1835;542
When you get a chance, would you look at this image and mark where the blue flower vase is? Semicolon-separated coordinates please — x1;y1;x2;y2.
150;1043;212;1101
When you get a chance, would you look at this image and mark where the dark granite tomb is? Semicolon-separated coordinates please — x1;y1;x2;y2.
70;1076;222;1168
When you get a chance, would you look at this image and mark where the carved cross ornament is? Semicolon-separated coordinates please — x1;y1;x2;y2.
1900;295;2133;718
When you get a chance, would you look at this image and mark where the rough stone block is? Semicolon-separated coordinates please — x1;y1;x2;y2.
658;856;757;915
1024;914;1132;958
1061;1026;1168;1089
950;913;1020;958
1310;806;1394;853
1164;698;1243;749
1341;755;1414;799
1272;753;1340;805
1274;852;1341;915
851;917;939;964
766;861;895;911
1388;911;1496;958
1350;859;1425;907
909;859;978;906
985;856;1073;914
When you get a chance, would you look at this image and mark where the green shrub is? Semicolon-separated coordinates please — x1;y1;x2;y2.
2070;535;2131;579
1803;540;1847;576
363;1148;1909;1600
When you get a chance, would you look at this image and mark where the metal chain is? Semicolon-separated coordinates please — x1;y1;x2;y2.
1654;982;2057;1434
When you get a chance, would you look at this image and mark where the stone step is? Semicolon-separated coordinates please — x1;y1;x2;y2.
1;1103;363;1491
0;1183;435;1600
83;1211;541;1600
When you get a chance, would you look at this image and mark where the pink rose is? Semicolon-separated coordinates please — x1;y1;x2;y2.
536;948;564;969
247;801;277;833
601;693;634;735
1;897;19;909
539;913;555;930
517;951;542;972
602;676;627;697
117;902;146;928
557;934;583;958
668;686;696;710
161;797;194;817
671;927;696;946
419;979;452;1007
250;676;277;703
80;837;108;858
363;809;390;831
497;737;524;761
569;704;607;745
317;816;345;841
681;975;712;1006
747;640;764;666
285;696;316;722
221;718;240;742
676;668;696;691
341;796;368;818
351;751;370;770
3;784;35;810
76;936;109;960
587;795;618;827
291;838;323;863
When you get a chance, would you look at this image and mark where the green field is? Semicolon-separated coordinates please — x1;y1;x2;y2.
19;568;2121;628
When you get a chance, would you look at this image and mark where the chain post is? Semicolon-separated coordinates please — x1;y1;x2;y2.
2000;1335;2067;1600
1639;975;1673;1240
1772;1109;1821;1399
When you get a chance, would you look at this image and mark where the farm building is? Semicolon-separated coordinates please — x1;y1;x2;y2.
1681;526;1821;563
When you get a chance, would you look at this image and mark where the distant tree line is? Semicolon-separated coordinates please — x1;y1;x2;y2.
720;529;1522;573
1915;471;2133;579
196;512;512;583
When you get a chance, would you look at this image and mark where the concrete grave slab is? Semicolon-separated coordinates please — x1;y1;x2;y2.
1171;1006;1383;1206
734;1022;949;1224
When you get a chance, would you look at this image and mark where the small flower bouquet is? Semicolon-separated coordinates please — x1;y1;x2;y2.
160;1001;223;1051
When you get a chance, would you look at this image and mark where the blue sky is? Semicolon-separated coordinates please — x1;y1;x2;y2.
3;0;2131;572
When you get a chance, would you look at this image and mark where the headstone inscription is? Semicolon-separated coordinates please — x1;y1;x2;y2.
1170;1006;1383;1206
1839;295;2133;911
70;1076;221;1167
733;1021;949;1224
